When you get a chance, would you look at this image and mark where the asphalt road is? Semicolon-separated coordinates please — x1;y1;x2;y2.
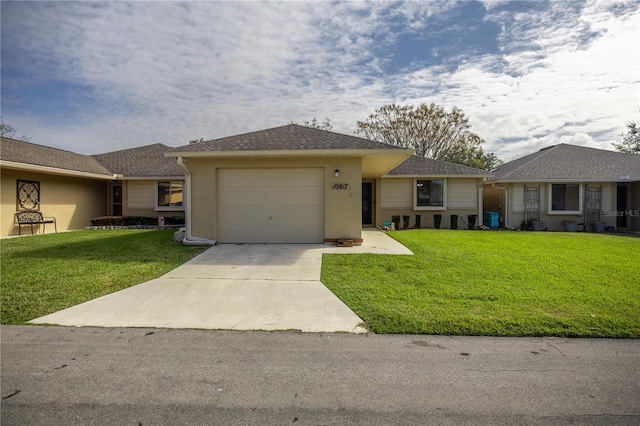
2;326;639;425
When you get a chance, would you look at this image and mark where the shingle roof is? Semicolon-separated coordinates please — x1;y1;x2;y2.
92;143;184;177
491;144;640;182
385;155;493;177
1;137;113;176
168;124;407;153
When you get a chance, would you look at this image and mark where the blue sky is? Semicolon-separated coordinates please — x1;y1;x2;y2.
1;1;638;160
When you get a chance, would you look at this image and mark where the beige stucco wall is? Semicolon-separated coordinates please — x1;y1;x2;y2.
375;177;482;229
184;156;362;242
121;180;185;218
1;168;108;237
496;182;617;231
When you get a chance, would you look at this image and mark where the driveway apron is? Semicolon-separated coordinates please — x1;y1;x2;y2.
30;244;367;333
30;228;412;332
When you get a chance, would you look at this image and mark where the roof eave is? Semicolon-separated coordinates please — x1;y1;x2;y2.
384;174;492;179
488;177;640;183
1;160;116;180
165;148;413;158
116;175;185;180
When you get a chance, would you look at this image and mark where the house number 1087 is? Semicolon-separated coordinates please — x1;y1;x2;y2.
332;183;350;190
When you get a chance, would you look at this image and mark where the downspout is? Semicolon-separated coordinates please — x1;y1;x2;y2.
491;182;510;229
176;157;217;246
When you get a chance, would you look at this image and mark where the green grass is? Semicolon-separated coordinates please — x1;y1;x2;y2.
321;230;640;337
1;230;205;324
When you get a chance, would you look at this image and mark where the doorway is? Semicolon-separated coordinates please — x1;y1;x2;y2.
617;183;628;229
362;182;373;225
111;183;123;216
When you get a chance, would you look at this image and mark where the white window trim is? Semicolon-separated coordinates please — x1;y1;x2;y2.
155;180;185;212
413;178;447;211
548;183;582;215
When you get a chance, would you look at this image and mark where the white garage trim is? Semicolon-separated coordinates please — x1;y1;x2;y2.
218;168;324;243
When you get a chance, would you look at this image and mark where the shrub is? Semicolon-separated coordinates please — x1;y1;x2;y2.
450;214;458;230
402;215;410;229
90;216;184;227
415;214;421;229
468;214;478;230
434;214;442;229
391;215;401;230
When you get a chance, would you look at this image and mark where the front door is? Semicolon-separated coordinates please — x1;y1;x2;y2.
112;184;123;216
617;183;628;229
362;182;373;225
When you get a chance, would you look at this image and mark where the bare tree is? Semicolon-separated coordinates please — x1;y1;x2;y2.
292;117;333;131
0;118;31;141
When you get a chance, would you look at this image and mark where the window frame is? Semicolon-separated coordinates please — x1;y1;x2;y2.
155;180;185;212
548;183;582;215
413;178;447;211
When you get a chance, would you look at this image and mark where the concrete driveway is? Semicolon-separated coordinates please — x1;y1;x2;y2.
30;228;411;333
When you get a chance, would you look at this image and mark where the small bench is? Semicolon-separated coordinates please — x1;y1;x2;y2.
15;211;57;235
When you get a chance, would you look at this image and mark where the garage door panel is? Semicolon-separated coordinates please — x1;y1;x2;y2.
219;225;322;244
219;169;323;187
218;186;323;207
219;205;323;226
218;168;324;243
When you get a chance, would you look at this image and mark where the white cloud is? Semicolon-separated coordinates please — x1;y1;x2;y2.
395;1;639;157
2;1;638;160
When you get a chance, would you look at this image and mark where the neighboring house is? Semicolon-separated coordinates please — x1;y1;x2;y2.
483;144;640;231
0;138;185;237
92;144;186;218
165;124;491;244
378;155;493;229
1;137;113;237
1;125;491;241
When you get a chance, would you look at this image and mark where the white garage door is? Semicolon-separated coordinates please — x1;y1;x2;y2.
218;168;324;243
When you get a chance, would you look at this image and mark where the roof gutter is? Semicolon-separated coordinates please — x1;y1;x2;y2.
1;160;116;181
175;157;217;246
165;148;413;159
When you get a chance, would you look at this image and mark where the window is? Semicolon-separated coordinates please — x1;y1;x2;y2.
156;181;184;210
549;184;581;214
414;179;445;210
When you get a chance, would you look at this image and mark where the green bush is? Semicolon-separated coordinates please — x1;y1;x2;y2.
434;214;442;229
450;215;459;230
402;215;410;229
391;215;401;230
468;214;478;230
90;216;184;226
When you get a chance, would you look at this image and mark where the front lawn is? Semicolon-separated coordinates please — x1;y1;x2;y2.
1;230;205;324
321;230;640;337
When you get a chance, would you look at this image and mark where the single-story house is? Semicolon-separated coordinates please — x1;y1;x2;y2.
92;143;186;218
1;137;113;237
1;137;185;237
483;143;640;232
165;124;492;244
1;125;491;240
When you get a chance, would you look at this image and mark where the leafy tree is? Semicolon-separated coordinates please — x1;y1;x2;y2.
613;120;640;154
442;145;504;170
189;137;205;144
0;118;30;141
355;103;501;170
